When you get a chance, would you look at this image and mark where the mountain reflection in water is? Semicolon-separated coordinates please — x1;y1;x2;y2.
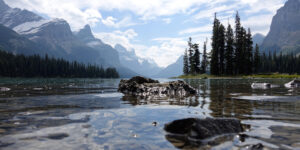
0;78;300;149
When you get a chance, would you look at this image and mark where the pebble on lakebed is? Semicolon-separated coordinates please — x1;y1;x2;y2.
118;76;196;96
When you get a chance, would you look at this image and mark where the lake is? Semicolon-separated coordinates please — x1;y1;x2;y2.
0;78;300;150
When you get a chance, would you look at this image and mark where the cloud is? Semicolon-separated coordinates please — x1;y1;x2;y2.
162;18;172;24
102;16;137;28
94;29;138;51
179;24;212;35
4;0;209;29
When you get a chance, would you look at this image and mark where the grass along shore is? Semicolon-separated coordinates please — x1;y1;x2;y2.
175;73;300;79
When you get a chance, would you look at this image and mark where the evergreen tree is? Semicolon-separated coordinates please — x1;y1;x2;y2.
225;24;234;75
218;24;225;75
245;28;253;74
193;43;201;74
211;13;220;75
234;11;243;74
188;37;196;74
183;49;189;75
201;40;208;73
253;44;260;73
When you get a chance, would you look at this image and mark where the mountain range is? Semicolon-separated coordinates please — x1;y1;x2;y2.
1;0;300;78
0;0;163;77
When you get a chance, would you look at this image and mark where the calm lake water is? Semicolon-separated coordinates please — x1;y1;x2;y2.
0;78;300;150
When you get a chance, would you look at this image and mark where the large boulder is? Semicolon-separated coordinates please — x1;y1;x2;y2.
118;76;196;96
285;79;300;88
164;118;243;140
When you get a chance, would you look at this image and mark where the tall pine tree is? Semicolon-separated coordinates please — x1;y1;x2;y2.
245;28;253;74
253;44;260;73
201;40;208;73
234;11;243;75
183;49;189;75
218;24;225;75
211;13;220;75
193;44;201;74
225;24;234;75
188;37;196;74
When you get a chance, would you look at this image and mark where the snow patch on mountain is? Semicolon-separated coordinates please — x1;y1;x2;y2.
13;19;68;35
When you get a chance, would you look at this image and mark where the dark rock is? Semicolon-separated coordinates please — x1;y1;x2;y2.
250;143;264;150
118;76;196;96
285;79;300;88
127;76;159;84
46;133;69;140
164;118;243;140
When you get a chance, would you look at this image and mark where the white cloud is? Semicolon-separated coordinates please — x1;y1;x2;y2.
242;14;274;35
179;24;212;35
162;18;172;24
102;16;136;28
94;29;138;51
4;0;210;29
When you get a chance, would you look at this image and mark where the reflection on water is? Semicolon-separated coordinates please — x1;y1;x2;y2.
0;78;300;149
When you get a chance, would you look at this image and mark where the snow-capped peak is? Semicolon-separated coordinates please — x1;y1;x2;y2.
13;18;68;35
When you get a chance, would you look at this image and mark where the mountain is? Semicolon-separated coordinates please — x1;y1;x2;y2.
12;19;105;64
0;24;46;55
261;0;300;54
74;25;118;66
114;44;163;77
252;33;265;47
0;0;43;28
154;56;183;78
0;0;137;77
75;25;137;77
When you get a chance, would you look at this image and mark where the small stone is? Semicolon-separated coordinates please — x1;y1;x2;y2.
285;80;300;88
152;122;158;126
0;87;11;92
250;143;264;150
292;142;300;147
0;129;6;134
132;134;138;138
46;133;69;140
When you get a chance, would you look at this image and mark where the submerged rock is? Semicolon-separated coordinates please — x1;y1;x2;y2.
118;76;196;96
251;83;271;89
164;118;243;141
285;80;300;88
0;87;11;92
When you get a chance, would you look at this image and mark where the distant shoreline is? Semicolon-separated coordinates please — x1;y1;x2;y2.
173;74;300;79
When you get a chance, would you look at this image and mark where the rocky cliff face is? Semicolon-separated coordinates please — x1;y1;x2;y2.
261;0;300;54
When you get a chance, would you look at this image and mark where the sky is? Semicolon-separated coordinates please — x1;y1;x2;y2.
5;0;287;68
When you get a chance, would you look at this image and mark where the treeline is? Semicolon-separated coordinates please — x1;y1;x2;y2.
0;50;119;78
183;12;300;76
258;52;300;74
211;12;257;75
183;38;208;74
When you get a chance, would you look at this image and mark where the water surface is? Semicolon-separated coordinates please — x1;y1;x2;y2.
0;78;300;149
